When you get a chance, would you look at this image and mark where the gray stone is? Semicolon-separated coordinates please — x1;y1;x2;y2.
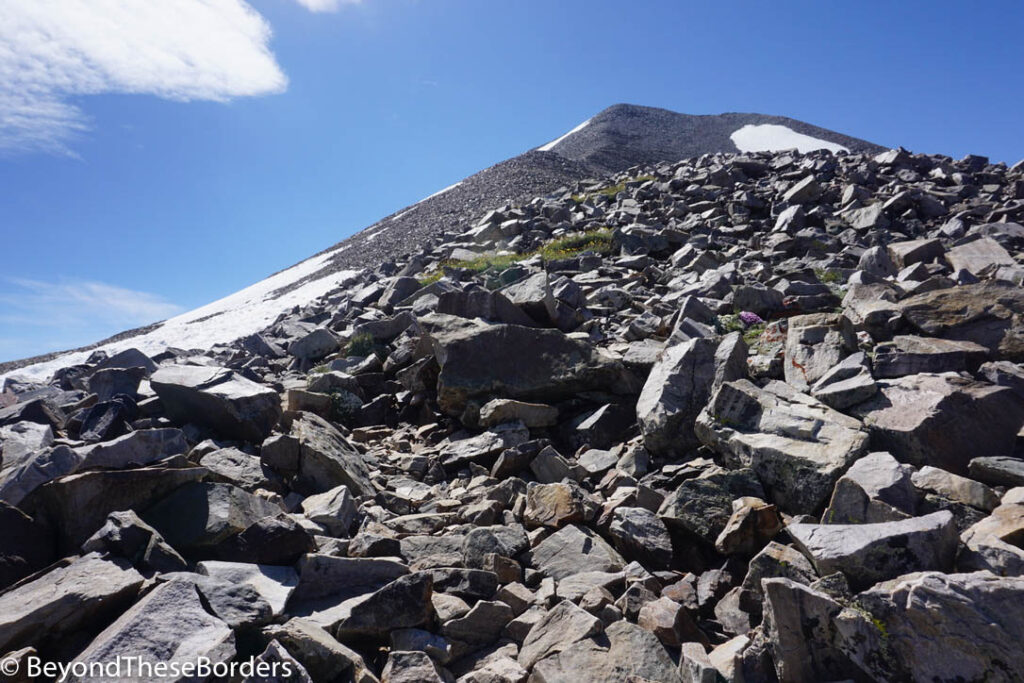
530;524;625;581
529;620;681;683
0;553;144;653
291;412;375;497
968;456;1024;488
289;328;341;362
518;600;603;669
657;466;765;543
788;510;958;589
637;333;746;456
381;650;444;683
912;465;999;512
696;380;869;513
301;484;358;536
70;580;235;681
852;373;1024;474
823;452;917;524
151;365;282;442
81;509;188;573
420;313;638;416
479;398;558;428
946;236;1016;275
608;506;673;570
761;578;852;682
809;351;877;410
198;560;299;616
783;313;857;390
872;335;989;378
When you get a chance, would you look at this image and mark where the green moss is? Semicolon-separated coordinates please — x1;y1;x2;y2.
345;332;376;358
309;364;328;375
814;267;843;284
742;322;766;346
571;174;656;203
417;228;613;283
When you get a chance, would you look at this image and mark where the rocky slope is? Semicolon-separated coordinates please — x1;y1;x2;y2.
4;143;1024;682
0;104;881;379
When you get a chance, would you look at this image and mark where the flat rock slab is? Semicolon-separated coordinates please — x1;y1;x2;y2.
151;364;282;442
70;580;235;680
696;379;868;513
0;553;144;653
788;510;957;589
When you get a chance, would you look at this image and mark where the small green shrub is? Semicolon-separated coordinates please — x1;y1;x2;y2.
346;332;376;358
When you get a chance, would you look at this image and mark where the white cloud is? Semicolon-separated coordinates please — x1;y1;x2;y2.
0;277;184;330
292;0;361;12
0;0;290;154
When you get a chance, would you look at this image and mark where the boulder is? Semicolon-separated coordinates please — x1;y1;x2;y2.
946;236;1016;275
851;372;1024;474
658;466;765;544
695;380;869;513
143;481;281;556
783;313;857;391
198;560;299;616
959;498;1024;575
81;510;188;573
262;618;377;683
822;451;917;524
899;281;1024;361
0;502;55;589
518;600;603;670
761;578;853;682
289;328;341;362
529;620;681;683
968;455;1024;488
529;524;625;581
912;465;999;512
479;398;558;428
75;428;187;471
151;365;282;442
290;412;375;497
419;314;638;416
331;572;434;638
837;571;1024;682
608;506;673;570
71;580;235;678
872;335;989;378
301;484;358;536
636;333;746;456
788;510;958;589
0;553;144;653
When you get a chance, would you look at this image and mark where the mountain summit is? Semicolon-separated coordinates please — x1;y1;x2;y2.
2;104;881;375
535;104;883;172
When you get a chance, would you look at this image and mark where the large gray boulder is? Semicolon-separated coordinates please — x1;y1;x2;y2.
419;314;638;416
823;451;917;524
851;372;1024;474
783;313;857;391
75;428;187;471
788;511;958;589
529;524;625;581
529;620;681;683
290;412;375;497
0;553;144;653
518;600;603;670
69;580;235;680
695;380;869;513
636;333;746;456
836;571;1024;682
151;365;282;442
899;281;1024;361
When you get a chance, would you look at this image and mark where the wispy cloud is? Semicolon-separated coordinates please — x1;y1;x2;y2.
292;0;362;13
0;0;294;155
0;277;184;331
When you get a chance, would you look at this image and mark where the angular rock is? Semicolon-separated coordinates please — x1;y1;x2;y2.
608;506;673;570
783;313;857;391
968;455;1024;488
637;333;746;456
301;484;358;536
420;314;638;416
529;620;681;683
72;580;235;678
696;380;869;513
872;335;989;378
479;398;558;428
658;467;764;544
851;372;1024;474
0;553;144;653
151;365;282;442
290;412;375;497
788;510;958;589
75;428;187;471
912;465;999;512
518;600;603;670
529;524;625;581
823;451;917;524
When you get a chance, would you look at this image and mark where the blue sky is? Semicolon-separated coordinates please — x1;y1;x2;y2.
1;0;1022;362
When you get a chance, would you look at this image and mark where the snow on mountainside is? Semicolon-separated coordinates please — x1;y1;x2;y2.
1;252;360;382
537;118;591;152
730;123;849;153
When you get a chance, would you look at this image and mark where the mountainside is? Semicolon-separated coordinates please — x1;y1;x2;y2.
2;127;1024;680
1;104;883;379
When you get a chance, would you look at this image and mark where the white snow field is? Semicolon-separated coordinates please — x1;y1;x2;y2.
2;250;361;382
538;118;591;152
730;124;849;154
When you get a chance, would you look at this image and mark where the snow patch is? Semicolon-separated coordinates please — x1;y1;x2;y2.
730;124;849;154
3;251;361;382
538;118;591;152
420;181;463;202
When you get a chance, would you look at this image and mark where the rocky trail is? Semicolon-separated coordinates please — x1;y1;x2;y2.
3;143;1024;682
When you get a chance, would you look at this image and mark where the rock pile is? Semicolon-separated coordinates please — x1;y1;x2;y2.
3;145;1024;682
